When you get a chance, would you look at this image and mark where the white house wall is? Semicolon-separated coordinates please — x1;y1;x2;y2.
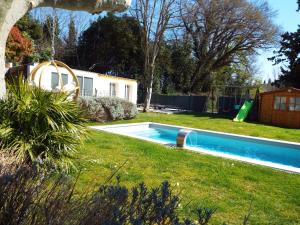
28;64;138;104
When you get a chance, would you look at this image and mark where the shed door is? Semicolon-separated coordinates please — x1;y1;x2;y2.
260;95;273;124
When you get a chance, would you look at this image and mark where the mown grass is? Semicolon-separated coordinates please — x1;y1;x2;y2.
76;112;300;224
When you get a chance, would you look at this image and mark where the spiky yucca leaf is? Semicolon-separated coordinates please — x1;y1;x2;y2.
0;78;87;170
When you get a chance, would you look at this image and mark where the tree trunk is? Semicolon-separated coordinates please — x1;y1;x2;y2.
143;77;153;112
0;0;131;98
0;42;6;97
0;0;30;98
143;64;155;112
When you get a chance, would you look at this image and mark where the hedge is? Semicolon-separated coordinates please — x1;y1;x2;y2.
79;97;138;122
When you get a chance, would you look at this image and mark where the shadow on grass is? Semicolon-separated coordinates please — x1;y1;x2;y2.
175;112;233;120
175;112;277;127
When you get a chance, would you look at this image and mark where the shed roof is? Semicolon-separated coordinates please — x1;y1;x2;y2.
260;87;300;96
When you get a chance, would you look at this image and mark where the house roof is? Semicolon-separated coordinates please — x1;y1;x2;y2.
8;63;138;83
97;73;137;83
68;67;137;82
260;87;300;95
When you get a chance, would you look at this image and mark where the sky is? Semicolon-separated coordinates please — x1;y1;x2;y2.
257;0;300;82
32;0;300;82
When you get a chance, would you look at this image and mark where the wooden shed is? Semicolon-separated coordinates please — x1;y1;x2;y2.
259;88;300;128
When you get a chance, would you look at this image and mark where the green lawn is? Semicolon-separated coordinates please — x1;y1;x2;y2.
76;113;300;224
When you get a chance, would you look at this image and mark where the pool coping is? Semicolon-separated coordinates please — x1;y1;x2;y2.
90;122;300;174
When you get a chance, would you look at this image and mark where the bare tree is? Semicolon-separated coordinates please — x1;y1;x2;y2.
179;0;278;93
131;0;176;112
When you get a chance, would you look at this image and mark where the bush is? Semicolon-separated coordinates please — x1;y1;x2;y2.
0;78;87;170
0;165;216;225
79;97;138;122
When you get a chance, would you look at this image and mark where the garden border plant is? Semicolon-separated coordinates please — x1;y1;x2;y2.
0;77;87;170
79;96;138;122
0;161;251;225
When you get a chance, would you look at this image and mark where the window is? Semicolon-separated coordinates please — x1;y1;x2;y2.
62;74;68;85
84;77;93;96
125;85;130;101
76;76;93;96
274;96;286;110
289;97;300;111
76;76;83;96
51;72;59;90
110;83;116;97
52;73;68;90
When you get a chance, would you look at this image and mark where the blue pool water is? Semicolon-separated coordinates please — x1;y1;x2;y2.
122;124;300;170
130;126;178;144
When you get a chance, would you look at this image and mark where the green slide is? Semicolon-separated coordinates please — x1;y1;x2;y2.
233;100;253;122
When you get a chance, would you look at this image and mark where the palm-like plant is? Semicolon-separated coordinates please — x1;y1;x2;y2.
0;77;87;170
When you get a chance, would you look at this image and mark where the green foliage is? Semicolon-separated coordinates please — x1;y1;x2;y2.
33;15;64;61
77;13;143;78
212;54;260;87
79;97;138;122
16;13;42;40
0;165;216;225
169;42;196;94
269;26;300;88
63;16;78;66
0;78;87;170
30;47;52;62
153;43;174;94
268;0;299;87
41;15;60;46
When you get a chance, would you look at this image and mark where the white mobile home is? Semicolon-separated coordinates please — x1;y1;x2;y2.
7;63;138;104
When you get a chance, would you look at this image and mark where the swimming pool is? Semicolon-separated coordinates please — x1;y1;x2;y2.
91;123;300;173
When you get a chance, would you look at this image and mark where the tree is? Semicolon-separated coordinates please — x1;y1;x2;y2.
0;0;131;98
131;0;177;111
269;27;300;88
77;14;143;78
63;16;78;67
169;41;196;94
39;15;65;61
5;13;42;65
179;0;278;93
153;43;174;94
212;54;260;87
16;13;42;41
5;26;33;64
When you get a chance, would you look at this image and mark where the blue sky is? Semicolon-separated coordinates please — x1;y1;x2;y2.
258;0;300;81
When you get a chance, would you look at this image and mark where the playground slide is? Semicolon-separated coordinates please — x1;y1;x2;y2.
233;100;253;122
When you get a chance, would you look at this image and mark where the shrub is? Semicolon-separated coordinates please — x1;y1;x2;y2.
0;165;80;225
0;165;216;225
0;78;87;170
79;97;138;122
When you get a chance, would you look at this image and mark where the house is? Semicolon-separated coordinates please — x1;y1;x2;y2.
6;63;138;104
259;88;300;128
